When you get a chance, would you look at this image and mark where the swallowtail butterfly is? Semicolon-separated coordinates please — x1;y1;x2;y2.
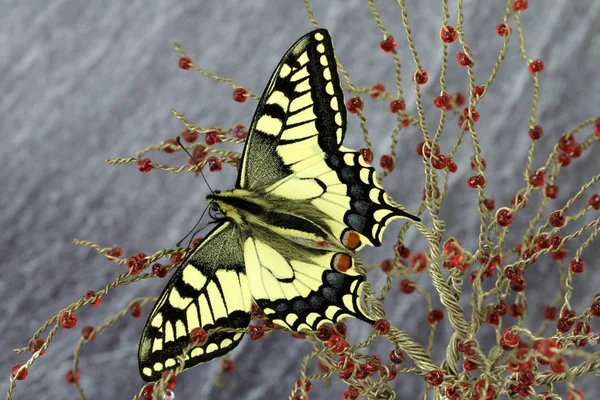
138;29;419;381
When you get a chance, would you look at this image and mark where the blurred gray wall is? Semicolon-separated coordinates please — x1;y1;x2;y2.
1;1;599;399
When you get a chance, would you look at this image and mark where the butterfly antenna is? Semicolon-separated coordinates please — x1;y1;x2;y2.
176;137;215;195
177;204;211;247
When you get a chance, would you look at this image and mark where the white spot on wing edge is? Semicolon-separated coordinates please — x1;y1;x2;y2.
314;32;324;41
143;367;153;377
316;43;325;53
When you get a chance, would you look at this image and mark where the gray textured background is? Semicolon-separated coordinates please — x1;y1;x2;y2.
2;1;599;399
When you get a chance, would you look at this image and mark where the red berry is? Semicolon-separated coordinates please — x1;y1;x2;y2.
11;364;28;380
548;211;565;227
248;324;265;340
510;278;527;292
397;245;411;258
178;56;193;70
528;125;544;140
440;26;458;43
545;184;559;199
130;302;143;318
182;129;198;143
470;157;486;171
390;349;405;364
496;23;512;36
346;97;363;114
127;254;145;274
370;83;385;98
107;246;123;259
486;311;500;325
529;170;546;187
59;312;78;329
456;52;473;67
528;59;544;73
190;327;208;346
509;304;525;318
137;158;152;173
142;384;154;400
380;258;393;274
327;334;349;354
502;327;520;347
426;308;444;323
467;175;485;188
462;107;480;122
399;279;416;294
360;148;373;163
29;338;46;356
317;324;333;341
446;158;458;173
373;319;391;335
296;379;313;393
207;156;222;172
191;237;203;248
496;208;514;227
204;130;220;146
163;138;179;153
588;194;600;210
567;388;585;400
169;252;183;265
152;263;168;278
433;93;451;109
558;153;572;166
161;370;177;389
85;290;101;306
544;305;558;320
463;357;479;372
483;198;496;211
414;70;429;85
380;154;394;171
411;253;428;273
590;298;600;317
379;364;397;381
569;258;585;274
474;85;486;98
232;87;248;103
512;0;529;11
81;325;96;341
65;369;80;384
380;36;396;52
425;369;444;386
558;134;576;153
454;92;466;106
389;99;406;113
222;359;235;372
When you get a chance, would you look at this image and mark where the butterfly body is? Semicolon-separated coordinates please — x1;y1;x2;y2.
138;29;419;382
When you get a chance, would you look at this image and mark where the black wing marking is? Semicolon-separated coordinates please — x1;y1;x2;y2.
138;221;252;382
236;29;346;190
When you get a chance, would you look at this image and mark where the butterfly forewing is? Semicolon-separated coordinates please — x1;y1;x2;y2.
138;221;252;382
237;29;346;190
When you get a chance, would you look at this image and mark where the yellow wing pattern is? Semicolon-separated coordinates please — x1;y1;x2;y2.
138;222;252;382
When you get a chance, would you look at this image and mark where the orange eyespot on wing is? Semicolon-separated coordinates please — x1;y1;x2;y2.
332;253;352;273
341;229;361;250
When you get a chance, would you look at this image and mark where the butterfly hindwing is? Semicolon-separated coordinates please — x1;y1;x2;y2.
243;234;373;331
237;29;346;190
264;147;418;250
138;221;252;382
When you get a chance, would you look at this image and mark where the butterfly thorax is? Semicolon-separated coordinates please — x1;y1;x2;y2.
207;189;338;246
